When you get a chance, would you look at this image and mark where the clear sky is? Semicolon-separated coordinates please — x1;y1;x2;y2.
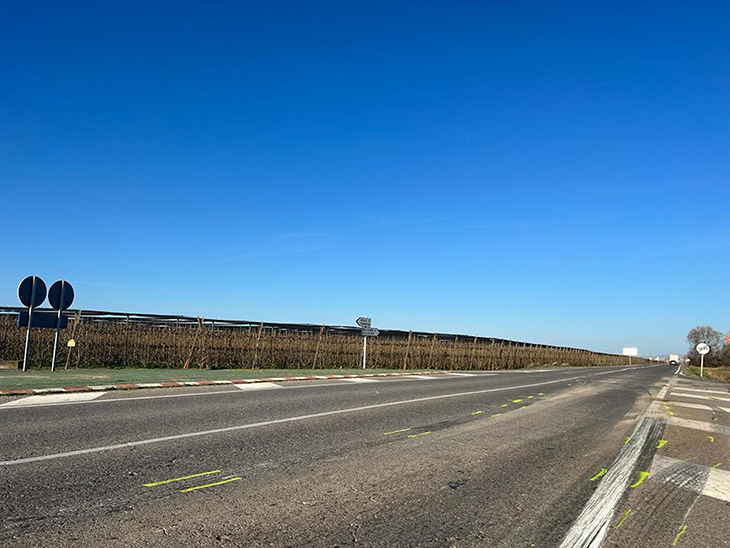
2;1;728;356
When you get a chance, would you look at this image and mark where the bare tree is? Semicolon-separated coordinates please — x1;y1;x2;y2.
686;325;727;367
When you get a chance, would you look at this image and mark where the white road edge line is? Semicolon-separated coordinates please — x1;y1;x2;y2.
0;392;108;407
0;365;666;466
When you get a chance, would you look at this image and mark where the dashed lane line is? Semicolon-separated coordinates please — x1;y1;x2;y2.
233;382;283;391
667;416;730;436
0;392;107;407
0;365;667;467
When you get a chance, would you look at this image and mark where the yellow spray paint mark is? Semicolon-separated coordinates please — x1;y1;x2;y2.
527;395;534;399
656;439;668;449
712;462;722;469
144;470;221;487
408;431;432;439
624;436;631;445
538;392;545;396
179;476;242;493
589;468;607;481
672;525;688;546
519;405;528;409
512;399;523;403
471;411;483;415
491;413;502;417
501;404;509;408
630;471;650;488
708;436;715;443
668;411;675;416
383;428;412;435
615;508;632;529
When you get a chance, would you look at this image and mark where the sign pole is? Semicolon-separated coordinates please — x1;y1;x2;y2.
22;277;38;372
51;282;66;372
700;353;704;378
362;335;367;370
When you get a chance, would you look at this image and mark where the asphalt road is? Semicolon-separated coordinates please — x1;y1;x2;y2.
3;363;722;547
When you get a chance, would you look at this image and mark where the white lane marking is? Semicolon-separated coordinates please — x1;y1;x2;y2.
445;372;477;377
0;392;107;408
136;383;164;388
559;414;665;548
669;402;714;411
671;392;730;403
0;366;667;466
650;454;730;503
667;416;730;436
233;382;282;391
674;363;682;375
400;375;437;380
720;406;730;413
340;378;379;383
656;386;669;400
672;387;730;396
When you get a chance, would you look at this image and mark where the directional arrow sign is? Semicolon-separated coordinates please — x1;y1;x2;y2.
356;316;371;329
361;328;379;337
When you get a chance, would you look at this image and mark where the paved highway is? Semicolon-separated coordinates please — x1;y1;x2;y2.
1;364;728;547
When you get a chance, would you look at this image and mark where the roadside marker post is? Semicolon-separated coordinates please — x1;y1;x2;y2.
18;276;47;372
48;280;75;372
696;343;710;377
356;317;379;369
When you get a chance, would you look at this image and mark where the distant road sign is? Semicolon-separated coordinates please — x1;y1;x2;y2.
48;280;75;311
362;328;379;337
18;276;47;308
696;343;710;355
356;317;371;329
622;347;638;357
67;339;76;348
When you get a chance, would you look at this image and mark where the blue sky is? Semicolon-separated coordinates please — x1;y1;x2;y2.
2;1;728;355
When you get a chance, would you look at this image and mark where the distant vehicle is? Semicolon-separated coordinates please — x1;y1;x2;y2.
669;354;680;365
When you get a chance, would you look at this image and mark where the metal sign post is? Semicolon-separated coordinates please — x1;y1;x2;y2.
356;317;378;369
18;276;48;372
696;343;710;377
49;280;75;372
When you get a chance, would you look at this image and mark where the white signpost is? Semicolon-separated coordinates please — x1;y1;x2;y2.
622;347;638;366
356;317;378;369
696;342;710;377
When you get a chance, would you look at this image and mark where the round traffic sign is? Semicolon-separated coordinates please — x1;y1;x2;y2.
17;276;47;308
48;280;75;311
696;343;710;355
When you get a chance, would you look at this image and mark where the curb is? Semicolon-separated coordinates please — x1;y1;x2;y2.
0;371;445;397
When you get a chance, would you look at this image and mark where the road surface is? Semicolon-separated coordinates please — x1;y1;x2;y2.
1;363;728;547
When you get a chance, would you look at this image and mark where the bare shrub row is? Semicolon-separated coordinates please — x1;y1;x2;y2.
0;317;640;370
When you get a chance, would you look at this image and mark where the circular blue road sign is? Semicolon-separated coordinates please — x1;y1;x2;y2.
18;276;47;308
48;280;75;311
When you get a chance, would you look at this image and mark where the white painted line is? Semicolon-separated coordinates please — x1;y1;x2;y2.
669;401;714;411
720;406;730;413
650;454;730;503
400;375;436;380
233;382;282;391
559;415;664;548
674;363;681;375
0;392;107;408
340;378;379;383
0;367;662;466
445;372;476;377
136;383;164;388
671;392;730;403
667;416;730;436
672;387;730;396
656;386;669;400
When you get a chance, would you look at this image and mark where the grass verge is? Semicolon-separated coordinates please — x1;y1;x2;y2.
687;366;730;384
